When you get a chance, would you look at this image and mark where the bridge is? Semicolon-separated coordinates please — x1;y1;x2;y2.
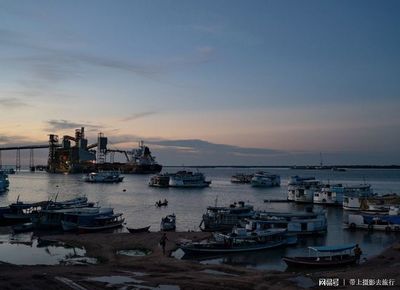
0;144;60;171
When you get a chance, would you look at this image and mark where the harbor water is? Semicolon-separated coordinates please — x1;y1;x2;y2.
1;167;400;270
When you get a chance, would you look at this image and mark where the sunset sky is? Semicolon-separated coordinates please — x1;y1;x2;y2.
0;0;399;165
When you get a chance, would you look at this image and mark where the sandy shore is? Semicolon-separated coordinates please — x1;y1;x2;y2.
0;231;399;290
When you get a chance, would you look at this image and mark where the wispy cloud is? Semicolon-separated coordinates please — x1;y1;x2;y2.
45;120;101;131
120;111;157;122
0;97;30;108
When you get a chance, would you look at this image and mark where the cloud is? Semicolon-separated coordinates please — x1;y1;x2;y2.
45;120;101;131
120;111;157;122
0;97;30;108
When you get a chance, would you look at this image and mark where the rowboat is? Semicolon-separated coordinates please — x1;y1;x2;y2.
127;226;151;233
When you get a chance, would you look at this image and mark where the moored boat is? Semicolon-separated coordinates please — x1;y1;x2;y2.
181;228;288;255
168;171;211;188
247;209;327;235
293;179;322;203
161;214;176;231
83;171;124;183
231;173;253;184
149;174;170;187
0;171;10;192
127;225;151;233
77;213;124;232
344;207;400;232
251;172;280;187
199;201;254;232
283;244;357;268
287;176;316;201
342;184;374;210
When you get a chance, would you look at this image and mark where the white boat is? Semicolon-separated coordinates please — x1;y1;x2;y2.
83;171;124;183
342;184;374;210
169;171;211;188
160;214;176;231
247;209;327;235
313;183;345;205
199;201;254;232
344;206;400;232
287;176;316;201
251;172;280;187
293;180;322;203
0;171;10;192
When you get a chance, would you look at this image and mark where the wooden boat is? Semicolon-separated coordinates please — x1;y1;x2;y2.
181;228;288;254
155;200;168;207
283;244;357;268
127;225;151;233
78;213;124;232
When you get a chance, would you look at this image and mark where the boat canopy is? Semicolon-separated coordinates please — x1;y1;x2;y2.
309;244;356;253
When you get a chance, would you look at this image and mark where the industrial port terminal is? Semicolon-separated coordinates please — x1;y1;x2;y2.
0;127;162;174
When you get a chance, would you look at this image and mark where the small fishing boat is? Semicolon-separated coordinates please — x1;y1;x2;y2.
161;214;176;231
127;225;151;233
283;244;357;268
155;199;168;207
78;213;124;232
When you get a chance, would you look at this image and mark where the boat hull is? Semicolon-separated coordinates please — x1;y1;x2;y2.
181;240;286;254
283;255;357;268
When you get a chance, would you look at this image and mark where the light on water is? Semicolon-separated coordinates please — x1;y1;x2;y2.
2;168;400;270
0;234;90;265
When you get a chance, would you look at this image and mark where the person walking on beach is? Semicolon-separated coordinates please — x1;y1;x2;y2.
159;233;168;255
354;244;362;264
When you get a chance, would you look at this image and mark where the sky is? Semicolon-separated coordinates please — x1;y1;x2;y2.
0;0;399;166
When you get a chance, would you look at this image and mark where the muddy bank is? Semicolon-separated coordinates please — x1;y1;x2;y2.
0;232;398;289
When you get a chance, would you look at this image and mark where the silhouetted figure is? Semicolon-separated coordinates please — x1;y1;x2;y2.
159;233;168;255
354;244;362;264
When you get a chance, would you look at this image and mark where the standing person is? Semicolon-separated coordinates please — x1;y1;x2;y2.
159;233;168;255
354;244;362;264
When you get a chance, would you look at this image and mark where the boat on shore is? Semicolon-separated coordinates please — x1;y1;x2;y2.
199;201;254;232
283;244;357;268
169;171;211;188
161;214;176;231
83;171;124;183
127;225;151;233
180;228;288;255
251;172;280;187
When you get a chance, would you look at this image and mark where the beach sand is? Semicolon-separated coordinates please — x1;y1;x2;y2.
0;232;398;289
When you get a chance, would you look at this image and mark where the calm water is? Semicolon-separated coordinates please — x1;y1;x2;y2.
1;168;400;270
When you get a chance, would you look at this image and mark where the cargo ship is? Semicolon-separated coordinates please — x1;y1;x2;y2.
47;127;162;174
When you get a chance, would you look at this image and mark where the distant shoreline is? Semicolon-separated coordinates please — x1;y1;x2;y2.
164;165;400;169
